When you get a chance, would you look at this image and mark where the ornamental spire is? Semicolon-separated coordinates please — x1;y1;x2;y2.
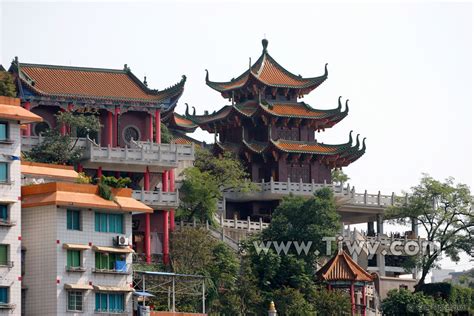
262;38;269;53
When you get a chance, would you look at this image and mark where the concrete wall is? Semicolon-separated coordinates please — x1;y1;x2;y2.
23;204;134;315
375;276;417;300
0;120;22;315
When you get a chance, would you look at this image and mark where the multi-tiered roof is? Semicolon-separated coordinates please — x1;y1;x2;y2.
184;40;365;171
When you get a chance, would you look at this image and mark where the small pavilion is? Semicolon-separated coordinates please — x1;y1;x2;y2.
317;250;373;316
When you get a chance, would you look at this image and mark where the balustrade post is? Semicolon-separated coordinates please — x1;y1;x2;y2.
311;179;315;192
391;192;395;205
364;190;367;204
259;217;263;230
220;213;224;227
125;145;129;160
141;146;145;160
287;177;291;191
157;145;161;161
299;178;303;191
377;191;381;205
351;186;355;198
193;217;196;227
175;145;179;161
247;216;251;232
107;145;112;159
323;179;327;187
346;183;350;195
270;177;274;192
206;221;209;230
233;214;238;229
158;188;162;203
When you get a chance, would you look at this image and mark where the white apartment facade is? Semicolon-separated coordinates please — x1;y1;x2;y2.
21;182;152;315
0;96;41;315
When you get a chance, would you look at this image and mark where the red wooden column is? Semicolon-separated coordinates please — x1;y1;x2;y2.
107;111;113;146
162;170;169;264
162;210;169;265
67;104;73;134
113;107;120;147
60;108;67;136
23;102;31;136
144;167;151;264
77;163;83;173
169;169;175;231
350;282;355;316
147;113;153;141
155;109;161;144
97;167;103;179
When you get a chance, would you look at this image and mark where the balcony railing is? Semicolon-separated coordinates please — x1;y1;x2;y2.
21;135;89;151
65;265;86;272
92;263;131;275
0;219;16;227
225;177;408;208
132;139;195;161
132;189;179;208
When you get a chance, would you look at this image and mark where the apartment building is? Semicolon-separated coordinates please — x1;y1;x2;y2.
0;96;41;314
21;182;152;315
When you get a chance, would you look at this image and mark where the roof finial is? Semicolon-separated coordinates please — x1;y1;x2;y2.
338;96;342;110
14;56;18;64
344;99;349;113
355;134;360;148
123;64;130;71
324;63;329;77
249;57;252;69
192;106;196;116
205;69;209;82
348;130;353;144
361;137;366;151
143;76;148;87
185;103;190;116
262;38;269;52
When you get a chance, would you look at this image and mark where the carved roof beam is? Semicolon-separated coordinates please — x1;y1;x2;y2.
271;87;278;97
290;153;301;163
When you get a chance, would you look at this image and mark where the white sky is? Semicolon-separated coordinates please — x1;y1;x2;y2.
1;1;472;271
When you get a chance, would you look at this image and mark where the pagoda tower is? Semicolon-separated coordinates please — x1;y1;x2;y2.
186;39;365;184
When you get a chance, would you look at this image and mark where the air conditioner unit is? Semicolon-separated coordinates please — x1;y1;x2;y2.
116;235;129;247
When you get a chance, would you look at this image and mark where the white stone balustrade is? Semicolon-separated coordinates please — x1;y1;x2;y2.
21;135;89;151
132;189;179;208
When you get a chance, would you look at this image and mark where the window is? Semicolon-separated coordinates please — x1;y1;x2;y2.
0;123;8;141
67;291;83;312
95;293;124;313
0;163;8;183
95;252;126;272
0;205;8;222
123;125;140;144
95;213;123;233
0;287;8;304
66;210;81;230
67;250;81;269
33;121;50;136
0;245;8;266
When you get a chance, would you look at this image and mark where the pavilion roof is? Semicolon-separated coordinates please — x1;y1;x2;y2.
10;59;186;106
183;98;348;129
216;131;366;168
317;250;373;282
0;96;42;123
164;112;198;133
206;39;327;96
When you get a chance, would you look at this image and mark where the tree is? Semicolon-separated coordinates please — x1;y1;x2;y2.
312;287;351;316
177;148;255;223
386;175;473;288
24;111;101;165
161;123;172;144
244;188;343;313
381;289;439;316
0;71;16;97
331;168;350;186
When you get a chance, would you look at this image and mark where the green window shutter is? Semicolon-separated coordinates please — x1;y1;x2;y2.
0;163;7;182
0;123;6;140
95;213;100;232
72;211;80;230
0;205;7;221
0;288;7;303
95;293;100;311
68;291;75;310
109;293;117;311
100;213;108;232
67;210;72;229
101;293;107;311
0;245;7;265
117;214;123;233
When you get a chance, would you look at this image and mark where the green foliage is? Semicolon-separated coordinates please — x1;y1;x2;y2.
99;175;131;188
262;188;341;266
312;286;352;315
161;123;172;144
75;172;92;184
0;71;16;97
241;189;344;314
96;176;131;201
178;147;256;223
381;289;440;315
331;168;350;185
418;282;473;312
386;174;473;287
25;111;101;165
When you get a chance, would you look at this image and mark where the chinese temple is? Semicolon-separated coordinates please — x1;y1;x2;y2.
9;58;193;265
183;39;366;220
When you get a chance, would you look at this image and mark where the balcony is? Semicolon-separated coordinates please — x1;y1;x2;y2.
65;265;86;273
132;189;179;209
0;219;16;227
92;261;131;275
21;136;195;172
0;303;15;310
0;261;14;268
